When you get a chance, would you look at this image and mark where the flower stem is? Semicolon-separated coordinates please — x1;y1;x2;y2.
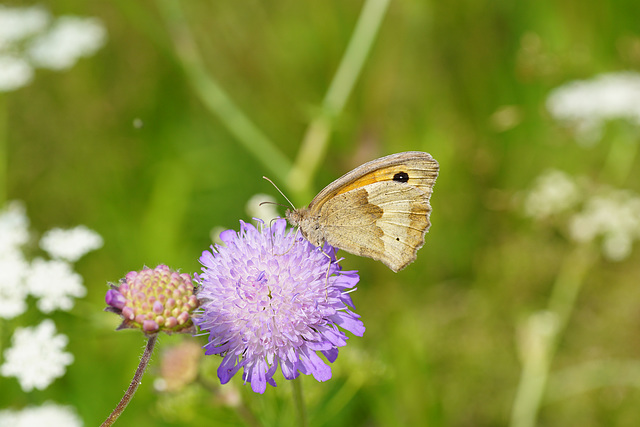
509;244;596;427
291;377;308;427
287;0;391;201
600;130;639;187
155;0;292;184
196;377;263;427
0;94;8;206
101;334;158;427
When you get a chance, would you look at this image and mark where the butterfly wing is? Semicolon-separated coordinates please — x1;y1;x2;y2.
316;178;435;272
308;151;438;211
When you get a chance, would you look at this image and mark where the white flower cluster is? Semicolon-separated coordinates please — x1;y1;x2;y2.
546;71;640;145
523;170;581;220
0;401;82;427
0;202;30;318
524;171;640;261
0;202;102;318
0;201;102;399
0;320;74;392
569;190;640;261
40;225;104;262
0;5;106;92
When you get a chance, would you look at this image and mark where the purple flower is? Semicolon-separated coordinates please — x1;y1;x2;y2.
194;219;364;394
105;265;199;335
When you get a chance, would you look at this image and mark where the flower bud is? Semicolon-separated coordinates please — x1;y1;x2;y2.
105;265;199;335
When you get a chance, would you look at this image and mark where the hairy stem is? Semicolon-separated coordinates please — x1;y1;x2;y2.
101;334;158;427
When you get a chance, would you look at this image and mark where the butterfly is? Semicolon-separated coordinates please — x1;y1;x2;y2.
285;151;439;272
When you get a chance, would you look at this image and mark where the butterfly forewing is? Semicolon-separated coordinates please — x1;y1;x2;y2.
308;151;438;211
286;151;439;272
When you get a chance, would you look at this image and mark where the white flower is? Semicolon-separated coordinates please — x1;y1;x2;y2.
0;201;30;256
1;320;74;392
0;7;106;92
0;251;30;319
40;225;103;262
25;259;86;313
524;170;580;220
0;54;34;92
245;193;280;224
0;402;82;427
547;71;640;145
569;189;640;261
601;232;633;262
28;16;106;71
0;5;50;48
0;202;30;319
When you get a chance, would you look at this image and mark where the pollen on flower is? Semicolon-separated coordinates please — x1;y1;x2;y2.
105;265;199;335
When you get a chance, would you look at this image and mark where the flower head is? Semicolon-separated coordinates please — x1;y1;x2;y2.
26;258;86;313
105;265;199;335
0;5;49;47
0;402;82;427
0;202;30;319
39;225;103;262
27;15;107;71
0;201;29;256
547;71;640;145
0;54;33;92
521;170;640;261
154;340;202;393
569;189;640;261
0;5;106;92
524;169;580;220
0;251;29;319
195;219;364;394
0;320;74;392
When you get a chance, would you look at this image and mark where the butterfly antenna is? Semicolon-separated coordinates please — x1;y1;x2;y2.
259;201;290;209
262;176;296;210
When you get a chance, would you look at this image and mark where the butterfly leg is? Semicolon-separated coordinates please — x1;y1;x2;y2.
272;226;300;257
318;246;337;300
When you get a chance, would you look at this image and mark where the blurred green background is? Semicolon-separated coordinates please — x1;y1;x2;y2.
3;0;640;425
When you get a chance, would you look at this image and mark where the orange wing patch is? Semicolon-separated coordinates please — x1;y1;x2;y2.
334;166;409;197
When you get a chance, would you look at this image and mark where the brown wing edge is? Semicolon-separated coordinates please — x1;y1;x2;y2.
308;151;439;210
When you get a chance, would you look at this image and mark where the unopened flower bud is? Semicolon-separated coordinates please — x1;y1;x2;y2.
105;265;199;335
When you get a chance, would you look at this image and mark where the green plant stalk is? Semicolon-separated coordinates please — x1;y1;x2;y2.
287;0;391;202
156;0;390;202
510;316;553;427
101;334;158;426
510;244;596;427
156;0;292;185
601;131;639;187
196;376;263;427
316;371;367;425
291;377;308;427
546;359;640;402
0;94;7;206
511;118;640;426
